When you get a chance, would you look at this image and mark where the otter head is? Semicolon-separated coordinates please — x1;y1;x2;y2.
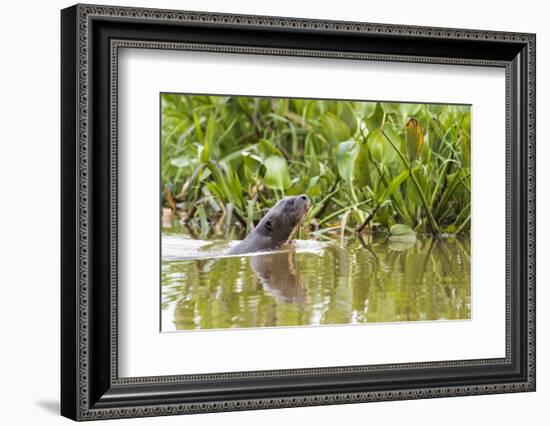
255;194;310;248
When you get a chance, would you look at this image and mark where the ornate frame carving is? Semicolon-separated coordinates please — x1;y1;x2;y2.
61;4;536;421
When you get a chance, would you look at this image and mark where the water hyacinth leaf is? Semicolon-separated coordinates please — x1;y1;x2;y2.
263;155;291;190
321;112;351;144
338;102;358;135
389;224;417;245
400;103;423;120
366;102;384;131
363;102;376;117
367;128;385;163
336;139;359;182
242;151;263;175
379;126;400;164
389;224;417;243
381;103;399;114
354;142;370;188
306;175;322;197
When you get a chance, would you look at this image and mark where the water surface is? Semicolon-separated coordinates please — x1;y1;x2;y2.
161;233;470;331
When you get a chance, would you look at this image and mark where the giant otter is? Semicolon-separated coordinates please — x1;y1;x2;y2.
227;194;309;255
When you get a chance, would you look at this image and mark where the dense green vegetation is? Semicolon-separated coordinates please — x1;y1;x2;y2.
161;94;471;239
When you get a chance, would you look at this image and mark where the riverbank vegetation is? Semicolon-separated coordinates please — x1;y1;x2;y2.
161;94;471;240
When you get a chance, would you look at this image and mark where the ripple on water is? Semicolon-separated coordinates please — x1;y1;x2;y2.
162;234;327;260
161;235;471;331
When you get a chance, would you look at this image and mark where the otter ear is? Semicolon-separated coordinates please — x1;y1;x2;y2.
264;220;273;232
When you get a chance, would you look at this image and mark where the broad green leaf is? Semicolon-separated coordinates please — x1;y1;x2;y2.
380;127;401;164
242;151;263;175
338;102;358;135
320;112;351;144
336;139;359;182
381;103;401;115
354;142;370;187
390;223;415;236
306;175;322;197
263;156;291;190
389;224;417;244
367;128;385;163
400;103;423;119
366;102;384;131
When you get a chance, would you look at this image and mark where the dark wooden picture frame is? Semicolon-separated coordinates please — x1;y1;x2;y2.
61;4;536;421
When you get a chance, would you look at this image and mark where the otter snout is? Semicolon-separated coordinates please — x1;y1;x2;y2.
297;194;310;216
287;194;309;207
283;194;309;219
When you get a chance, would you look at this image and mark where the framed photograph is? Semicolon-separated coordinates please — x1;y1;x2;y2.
61;4;536;421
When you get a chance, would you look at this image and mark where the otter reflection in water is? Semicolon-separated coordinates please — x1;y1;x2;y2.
250;250;308;305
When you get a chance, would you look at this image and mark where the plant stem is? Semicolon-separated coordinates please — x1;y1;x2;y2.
356;205;380;234
382;129;441;234
455;214;471;235
409;171;441;234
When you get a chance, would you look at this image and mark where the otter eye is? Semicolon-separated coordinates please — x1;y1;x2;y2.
264;220;273;231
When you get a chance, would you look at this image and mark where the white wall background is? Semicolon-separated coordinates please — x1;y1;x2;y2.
0;0;546;424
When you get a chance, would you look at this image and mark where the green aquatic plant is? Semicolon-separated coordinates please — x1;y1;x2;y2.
161;94;471;239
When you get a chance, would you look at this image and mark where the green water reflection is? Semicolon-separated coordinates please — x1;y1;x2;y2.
161;236;471;331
